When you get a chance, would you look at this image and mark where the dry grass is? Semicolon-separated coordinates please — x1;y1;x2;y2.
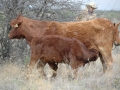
0;51;120;90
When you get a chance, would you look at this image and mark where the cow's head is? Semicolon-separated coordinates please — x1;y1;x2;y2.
113;23;120;46
8;15;25;39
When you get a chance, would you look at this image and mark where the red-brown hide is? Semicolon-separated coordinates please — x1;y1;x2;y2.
30;35;99;76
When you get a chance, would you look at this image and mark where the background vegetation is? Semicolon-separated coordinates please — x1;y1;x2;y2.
0;0;120;90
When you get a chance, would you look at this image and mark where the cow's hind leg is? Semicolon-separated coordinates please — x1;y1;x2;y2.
48;62;58;78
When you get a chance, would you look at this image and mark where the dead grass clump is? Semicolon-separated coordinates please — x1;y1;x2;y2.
0;53;120;90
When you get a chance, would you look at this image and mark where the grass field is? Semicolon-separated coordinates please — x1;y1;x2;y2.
0;50;120;90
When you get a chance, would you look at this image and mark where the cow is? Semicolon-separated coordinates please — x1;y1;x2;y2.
8;15;120;75
29;35;99;78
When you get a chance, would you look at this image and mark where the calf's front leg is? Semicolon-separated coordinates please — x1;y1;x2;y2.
37;58;46;77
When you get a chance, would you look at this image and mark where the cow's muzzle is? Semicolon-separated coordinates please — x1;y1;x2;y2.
8;34;13;39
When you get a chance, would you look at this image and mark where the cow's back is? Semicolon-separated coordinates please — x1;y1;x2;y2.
45;18;116;50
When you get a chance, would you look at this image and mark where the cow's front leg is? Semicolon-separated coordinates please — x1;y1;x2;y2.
100;49;113;75
96;40;113;75
27;54;39;79
99;52;113;75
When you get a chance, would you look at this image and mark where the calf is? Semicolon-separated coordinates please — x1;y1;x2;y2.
29;35;99;78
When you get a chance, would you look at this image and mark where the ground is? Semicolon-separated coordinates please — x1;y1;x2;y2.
0;49;120;90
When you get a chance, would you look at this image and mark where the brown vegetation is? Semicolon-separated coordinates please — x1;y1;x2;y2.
0;52;120;90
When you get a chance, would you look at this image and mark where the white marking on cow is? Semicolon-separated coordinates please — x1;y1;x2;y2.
87;58;90;62
14;24;18;27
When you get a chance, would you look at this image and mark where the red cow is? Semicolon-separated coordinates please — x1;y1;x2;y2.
8;15;120;74
29;35;99;77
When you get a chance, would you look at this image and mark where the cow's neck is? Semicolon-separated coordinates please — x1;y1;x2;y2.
24;32;33;45
22;20;47;45
22;17;59;45
21;25;34;45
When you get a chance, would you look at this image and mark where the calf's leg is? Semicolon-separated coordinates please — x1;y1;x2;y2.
37;59;46;77
48;62;58;77
70;58;83;79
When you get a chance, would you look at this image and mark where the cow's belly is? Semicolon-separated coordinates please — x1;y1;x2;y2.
78;39;98;51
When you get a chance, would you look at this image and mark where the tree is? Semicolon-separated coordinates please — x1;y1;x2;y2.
0;0;27;61
0;0;82;62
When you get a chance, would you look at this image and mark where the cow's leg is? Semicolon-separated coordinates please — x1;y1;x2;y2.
27;54;39;79
99;53;107;72
95;39;113;74
48;62;58;77
37;59;46;77
99;49;113;74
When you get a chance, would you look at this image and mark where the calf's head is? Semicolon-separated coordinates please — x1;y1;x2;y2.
88;49;99;62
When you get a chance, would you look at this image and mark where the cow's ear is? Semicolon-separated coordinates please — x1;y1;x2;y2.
19;14;23;17
113;23;115;26
10;19;22;28
16;14;23;19
114;23;120;27
14;20;22;27
116;23;120;27
17;20;22;25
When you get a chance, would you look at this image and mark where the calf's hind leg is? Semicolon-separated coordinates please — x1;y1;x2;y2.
70;58;83;79
48;62;58;77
